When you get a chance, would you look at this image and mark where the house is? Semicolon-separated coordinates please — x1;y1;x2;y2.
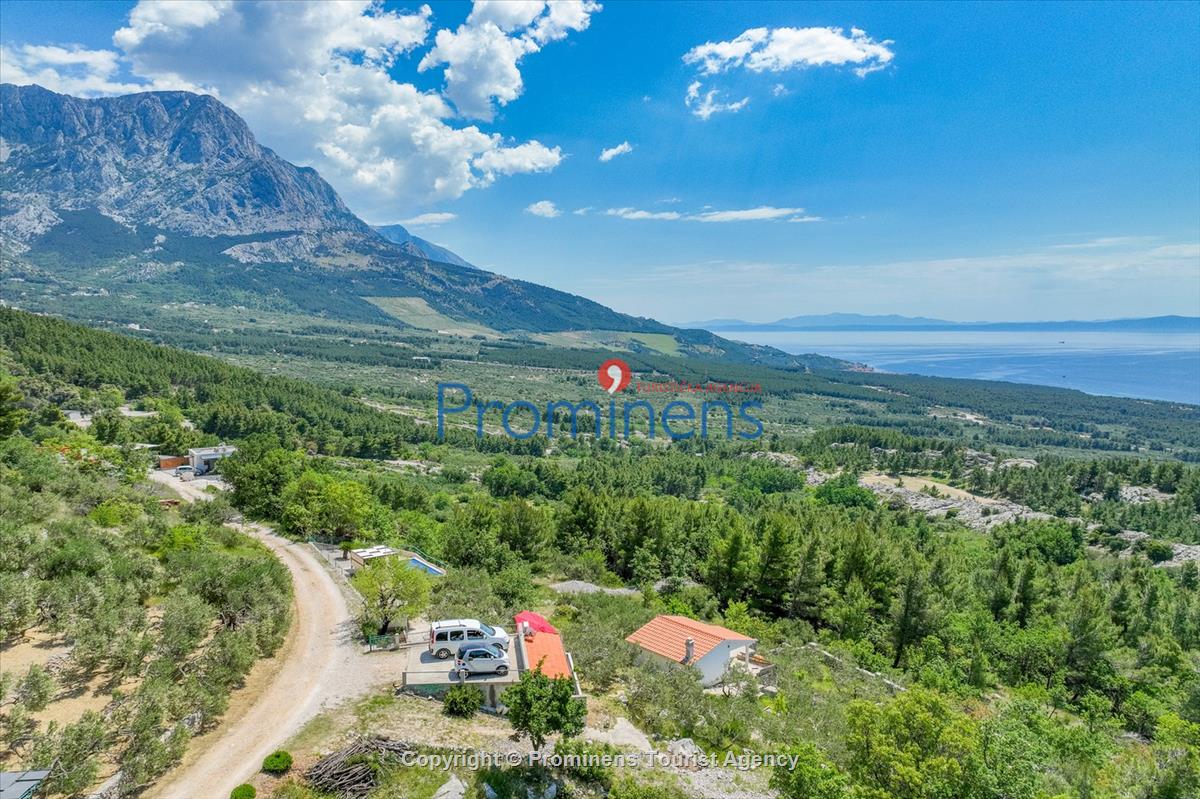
187;444;236;473
512;612;582;696
348;546;448;576
625;615;756;687
1;769;50;799
349;545;402;570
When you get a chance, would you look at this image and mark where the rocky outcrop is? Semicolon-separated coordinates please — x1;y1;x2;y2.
863;480;1054;532
0;83;373;240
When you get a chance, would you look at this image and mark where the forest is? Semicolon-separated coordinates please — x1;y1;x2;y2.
2;306;1199;798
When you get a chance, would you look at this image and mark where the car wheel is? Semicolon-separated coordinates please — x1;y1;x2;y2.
496;665;508;676
435;648;451;659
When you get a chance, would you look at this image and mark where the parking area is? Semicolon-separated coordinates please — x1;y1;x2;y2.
401;622;519;687
399;623;518;705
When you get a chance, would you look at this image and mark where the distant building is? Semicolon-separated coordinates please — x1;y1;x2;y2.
1;769;51;799
187;444;236;473
625;615;756;687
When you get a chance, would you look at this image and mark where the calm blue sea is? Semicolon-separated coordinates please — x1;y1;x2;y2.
727;331;1200;405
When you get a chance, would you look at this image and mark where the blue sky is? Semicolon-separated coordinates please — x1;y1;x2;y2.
3;1;1198;322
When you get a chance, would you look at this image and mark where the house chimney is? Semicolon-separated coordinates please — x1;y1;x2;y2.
684;638;695;664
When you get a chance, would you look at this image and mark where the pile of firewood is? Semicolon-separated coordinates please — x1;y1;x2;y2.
303;736;414;797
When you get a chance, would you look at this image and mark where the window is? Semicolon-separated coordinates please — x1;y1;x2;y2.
467;630;484;640
480;623;496;636
435;631;448;643
449;630;464;641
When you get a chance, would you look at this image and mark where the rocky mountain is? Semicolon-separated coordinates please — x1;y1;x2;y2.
0;83;831;369
374;224;474;269
0;84;371;243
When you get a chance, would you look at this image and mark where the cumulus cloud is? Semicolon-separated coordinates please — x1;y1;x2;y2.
4;1;583;220
684;26;894;77
604;204;814;222
525;200;561;218
682;25;892;118
599;141;633;162
0;43;168;96
685;80;749;119
419;0;601;120
400;212;458;225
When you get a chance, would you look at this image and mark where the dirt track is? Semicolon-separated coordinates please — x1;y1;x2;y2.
146;523;376;798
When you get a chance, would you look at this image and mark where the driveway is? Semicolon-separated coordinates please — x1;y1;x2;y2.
144;499;395;796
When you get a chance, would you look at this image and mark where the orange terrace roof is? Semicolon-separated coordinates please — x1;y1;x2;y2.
625;615;755;664
515;616;572;680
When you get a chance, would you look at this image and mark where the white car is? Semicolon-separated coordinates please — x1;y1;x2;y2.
429;619;510;659
455;644;510;677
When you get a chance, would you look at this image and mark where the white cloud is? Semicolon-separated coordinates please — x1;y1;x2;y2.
0;43;170;96
604;205;818;223
525;200;561;218
684;25;894;77
1049;236;1156;250
400;212;457;226
599;141;633;162
681;25;893;117
691;205;803;223
572;207;592;215
606;207;683;221
419;0;601;120
685;80;749;120
4;1;580;220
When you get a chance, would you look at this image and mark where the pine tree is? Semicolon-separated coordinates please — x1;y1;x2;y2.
755;514;798;616
789;537;825;623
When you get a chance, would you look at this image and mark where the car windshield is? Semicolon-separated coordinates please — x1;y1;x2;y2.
480;623;495;635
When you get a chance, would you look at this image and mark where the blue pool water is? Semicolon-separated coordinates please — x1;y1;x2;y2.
408;556;446;576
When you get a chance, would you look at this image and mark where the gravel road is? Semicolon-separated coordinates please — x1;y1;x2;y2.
144;491;390;797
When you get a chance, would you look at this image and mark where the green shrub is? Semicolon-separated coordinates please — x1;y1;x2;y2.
554;738;616;787
1143;539;1175;564
231;785;256;799
262;750;293;774
443;684;484;718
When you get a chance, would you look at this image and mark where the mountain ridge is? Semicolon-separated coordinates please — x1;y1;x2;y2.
0;83;829;370
686;313;1200;333
373;223;474;269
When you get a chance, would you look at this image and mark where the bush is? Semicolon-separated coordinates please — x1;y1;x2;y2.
1143;539;1175;564
443;684;484;718
231;786;256;799
554;738;616;787
262;750;293;774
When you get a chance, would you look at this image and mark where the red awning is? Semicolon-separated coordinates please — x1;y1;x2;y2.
514;611;558;635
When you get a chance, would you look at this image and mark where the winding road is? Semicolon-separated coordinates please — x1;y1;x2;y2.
144;476;384;798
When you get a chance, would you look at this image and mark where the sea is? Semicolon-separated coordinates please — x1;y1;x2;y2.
725;331;1200;405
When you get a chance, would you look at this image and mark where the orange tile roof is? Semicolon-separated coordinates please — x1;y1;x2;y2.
516;618;572;680
625;615;755;664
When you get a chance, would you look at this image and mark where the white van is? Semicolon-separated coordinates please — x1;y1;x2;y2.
429;619;510;659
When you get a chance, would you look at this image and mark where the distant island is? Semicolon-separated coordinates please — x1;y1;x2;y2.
682;313;1200;334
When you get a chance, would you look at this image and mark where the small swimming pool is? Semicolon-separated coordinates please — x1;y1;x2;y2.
407;555;446;576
